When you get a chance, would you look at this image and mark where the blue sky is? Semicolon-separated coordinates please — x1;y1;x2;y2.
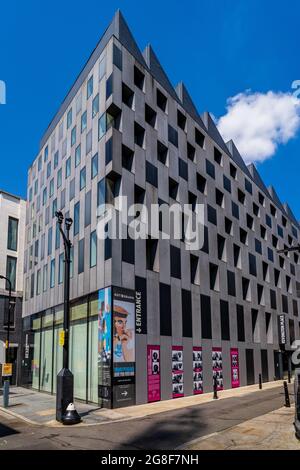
0;0;299;218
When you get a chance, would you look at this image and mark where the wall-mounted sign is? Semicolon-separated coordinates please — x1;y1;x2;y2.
59;330;65;346
172;346;184;398
212;347;223;391
2;363;12;377
147;345;160;402
135;277;147;334
278;314;287;345
193;347;203;394
230;348;240;388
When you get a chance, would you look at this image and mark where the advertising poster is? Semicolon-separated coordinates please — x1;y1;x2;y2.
147;345;161;402
212;347;223;391
98;287;112;406
193;347;203;395
230;348;240;388
113;287;136;407
172;346;184;398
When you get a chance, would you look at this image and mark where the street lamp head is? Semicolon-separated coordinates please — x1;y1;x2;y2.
65;217;73;229
0;275;4;280
55;211;64;224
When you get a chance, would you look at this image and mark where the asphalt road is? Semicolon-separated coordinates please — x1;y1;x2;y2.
0;383;294;450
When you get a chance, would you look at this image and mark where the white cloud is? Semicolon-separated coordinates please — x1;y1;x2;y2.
217;90;300;164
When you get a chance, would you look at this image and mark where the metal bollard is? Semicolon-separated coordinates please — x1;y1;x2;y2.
283;381;291;408
259;373;262;389
213;375;218;399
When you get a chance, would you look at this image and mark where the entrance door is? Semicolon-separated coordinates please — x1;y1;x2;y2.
246;349;255;385
274;351;281;380
261;349;269;382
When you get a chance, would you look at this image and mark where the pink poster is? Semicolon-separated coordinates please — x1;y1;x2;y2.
230;348;240;388
212;347;223;391
172;346;184;398
193;347;203;394
147;345;161;402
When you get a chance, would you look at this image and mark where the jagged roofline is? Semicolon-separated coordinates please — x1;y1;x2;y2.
36;11;299;229
284;202;299;227
40;9;208;150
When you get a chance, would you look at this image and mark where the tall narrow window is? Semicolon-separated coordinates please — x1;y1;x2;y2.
58;253;64;284
74;202;80;236
50;259;55;288
90;231;97;267
6;256;17;291
7;217;18;251
91;153;98;179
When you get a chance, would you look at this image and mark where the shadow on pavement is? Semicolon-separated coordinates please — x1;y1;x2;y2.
0;422;19;438
117;406;208;450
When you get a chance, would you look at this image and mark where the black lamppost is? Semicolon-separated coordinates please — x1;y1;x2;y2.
0;275;12;408
55;211;81;425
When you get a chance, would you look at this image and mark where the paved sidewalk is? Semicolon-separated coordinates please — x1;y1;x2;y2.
0;380;289;427
182;406;299;450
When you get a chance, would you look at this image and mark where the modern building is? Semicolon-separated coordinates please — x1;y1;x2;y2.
0;190;26;385
22;11;300;408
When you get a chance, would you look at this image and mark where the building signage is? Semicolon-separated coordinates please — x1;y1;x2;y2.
278;314;287;345
147;345;160;402
112;287;136;407
98;287;112;407
230;348;240;388
193;347;203;394
135;277;147;334
24;334;30;359
172;346;184;398
212;347;223;391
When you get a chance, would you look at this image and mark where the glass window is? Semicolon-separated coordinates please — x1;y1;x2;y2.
50;259;55;288
92;94;99;117
36;269;41;296
106;74;113;99
44;145;49;162
53;307;63;392
88;297;98;402
48;227;52;256
81;111;87;133
80;167;86;190
6;256;17;291
47;162;51;178
58;253;64;284
99;55;106;80
7;217;18;251
78;239;84;274
98;113;106;140
91;153;98;179
66;156;71;178
76;92;82;114
32;316;41;389
75;144;81;167
49;178;54;197
40;312;54;392
74;202;80;236
71;126;76;146
70;302;87;400
52;198;57;218
67;108;72;129
87;75;93;99
57;168;62;188
86;130;92;155
90;230;97;267
43;265;48;292
55;223;60;250
54;151;59;168
43;188;47;205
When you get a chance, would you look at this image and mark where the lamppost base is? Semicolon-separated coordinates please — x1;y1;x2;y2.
62;403;82;425
56;368;74;422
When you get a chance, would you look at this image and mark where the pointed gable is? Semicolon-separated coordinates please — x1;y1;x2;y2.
247;163;270;197
175;82;206;131
143;45;178;100
202;112;231;156
268;186;285;213
225;140;251;178
283;203;299;227
113;10;147;67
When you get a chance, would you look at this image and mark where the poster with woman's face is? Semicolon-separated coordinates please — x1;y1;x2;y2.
193;347;203;394
113;288;135;378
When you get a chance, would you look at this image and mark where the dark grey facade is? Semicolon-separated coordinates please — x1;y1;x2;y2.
22;11;300;406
